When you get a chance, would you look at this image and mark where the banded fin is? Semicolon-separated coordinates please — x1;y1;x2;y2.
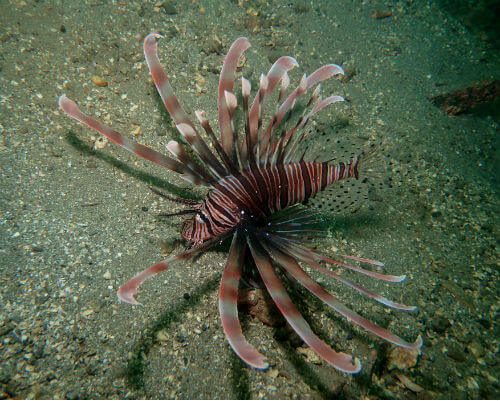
282;95;345;163
263;64;344;145
58;96;206;186
246;56;299;160
219;230;268;369
144;34;226;179
166;140;215;183
247;234;362;373
143;34;196;132
195;110;236;174
218;37;250;161
117;229;234;304
262;238;422;350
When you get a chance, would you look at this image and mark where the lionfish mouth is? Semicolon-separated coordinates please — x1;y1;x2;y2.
59;33;422;374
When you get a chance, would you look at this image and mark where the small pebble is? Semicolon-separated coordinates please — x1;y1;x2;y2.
297;346;322;364
447;344;466;362
46;372;56;382
468;341;485;358
156;330;168;342
388;346;420;371
103;271;111;280
90;76;108;87
431;315;450;333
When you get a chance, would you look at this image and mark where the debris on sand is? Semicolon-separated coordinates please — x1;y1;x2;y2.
432;80;500;115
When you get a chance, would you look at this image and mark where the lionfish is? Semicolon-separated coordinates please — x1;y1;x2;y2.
59;34;422;373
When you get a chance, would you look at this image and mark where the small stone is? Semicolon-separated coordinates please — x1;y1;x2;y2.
431;315;450;333
46;372;56;382
175;334;186;343
103;271;112;280
0;370;12;384
156;330;168;343
297;346;322;364
395;373;424;392
0;322;14;336
93;137;109;150
90;76;108;87
81;308;94;318
238;288;284;327
468;341;485;358
467;376;479;391
202;35;222;55
388;346;420;371
160;0;177;15
447;344;466;362
266;368;279;379
86;362;99;375
5;380;19;397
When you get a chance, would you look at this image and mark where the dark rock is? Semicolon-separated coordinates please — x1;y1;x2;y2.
4;380;19;397
431;316;450;333
0;323;13;337
46;372;56;382
175;334;186;343
0;370;11;384
431;80;500;115
447;344;466;362
160;1;177;15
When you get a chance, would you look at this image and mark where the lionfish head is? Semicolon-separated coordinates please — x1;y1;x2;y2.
181;212;211;243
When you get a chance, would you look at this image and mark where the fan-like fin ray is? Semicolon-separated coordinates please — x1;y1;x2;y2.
283;95;345;162
315;253;406;282
263;237;423;349
247;56;298;150
218;37;251;160
144;34;226;177
195;110;236;174
143;34;196;130
269;237;416;311
247;235;362;373
219;230;268;369
118;229;234;304
58;96;205;185
263;64;344;144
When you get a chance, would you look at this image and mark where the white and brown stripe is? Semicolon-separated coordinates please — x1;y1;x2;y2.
188;158;360;242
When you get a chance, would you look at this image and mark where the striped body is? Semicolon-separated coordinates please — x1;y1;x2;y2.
184;158;359;242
